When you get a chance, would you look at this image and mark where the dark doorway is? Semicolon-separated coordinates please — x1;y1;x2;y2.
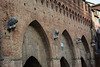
23;56;42;67
81;57;87;67
60;57;70;67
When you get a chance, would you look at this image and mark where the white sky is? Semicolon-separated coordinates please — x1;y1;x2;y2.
86;0;100;4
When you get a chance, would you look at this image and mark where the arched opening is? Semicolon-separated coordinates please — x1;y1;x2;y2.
60;57;70;67
60;30;75;67
69;8;71;13
80;35;91;67
58;2;61;8
61;30;74;47
54;0;57;4
81;57;87;67
62;5;65;14
66;7;68;16
75;12;77;16
22;20;51;67
23;56;42;67
81;35;90;53
66;6;68;11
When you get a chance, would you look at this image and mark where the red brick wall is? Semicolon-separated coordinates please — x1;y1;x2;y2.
0;0;95;67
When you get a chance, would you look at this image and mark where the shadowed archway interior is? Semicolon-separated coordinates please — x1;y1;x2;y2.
81;35;91;67
81;57;87;67
23;56;42;67
60;57;70;67
81;36;90;53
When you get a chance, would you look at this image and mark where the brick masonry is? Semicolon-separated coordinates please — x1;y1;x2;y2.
0;0;95;67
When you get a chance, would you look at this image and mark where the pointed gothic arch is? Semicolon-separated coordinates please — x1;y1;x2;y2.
81;57;87;67
60;57;70;67
60;30;75;67
23;56;42;67
22;20;51;67
80;35;91;67
81;35;90;53
61;30;74;48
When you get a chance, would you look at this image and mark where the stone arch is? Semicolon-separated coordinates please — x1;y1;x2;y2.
72;11;74;19
50;0;53;2
83;17;85;21
62;4;65;9
68;9;72;18
66;6;68;16
51;2;54;9
61;30;74;50
66;6;68;11
62;4;65;14
70;14;72;18
69;8;71;13
58;2;61;13
73;0;76;3
54;0;57;10
58;2;61;8
81;35;90;53
81;57;87;67
80;35;91;67
46;0;49;7
82;16;84;19
23;56;42;67
60;57;70;67
78;14;79;17
47;0;51;7
41;0;45;5
80;15;82;19
86;19;88;22
72;10;74;15
75;12;78;20
22;20;51;67
75;12;77;16
77;14;80;21
60;30;75;67
89;20;90;23
54;0;57;4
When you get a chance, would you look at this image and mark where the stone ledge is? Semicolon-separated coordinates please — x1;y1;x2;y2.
0;58;22;61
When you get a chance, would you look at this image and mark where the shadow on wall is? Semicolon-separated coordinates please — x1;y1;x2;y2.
23;56;42;67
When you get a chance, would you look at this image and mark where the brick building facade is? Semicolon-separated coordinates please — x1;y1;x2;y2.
0;0;95;67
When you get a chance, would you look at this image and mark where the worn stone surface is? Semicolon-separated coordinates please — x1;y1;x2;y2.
0;0;95;67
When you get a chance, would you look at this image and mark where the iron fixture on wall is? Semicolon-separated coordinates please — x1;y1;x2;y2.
53;30;59;40
91;40;95;47
7;17;18;31
76;38;81;44
61;43;64;51
0;34;2;39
